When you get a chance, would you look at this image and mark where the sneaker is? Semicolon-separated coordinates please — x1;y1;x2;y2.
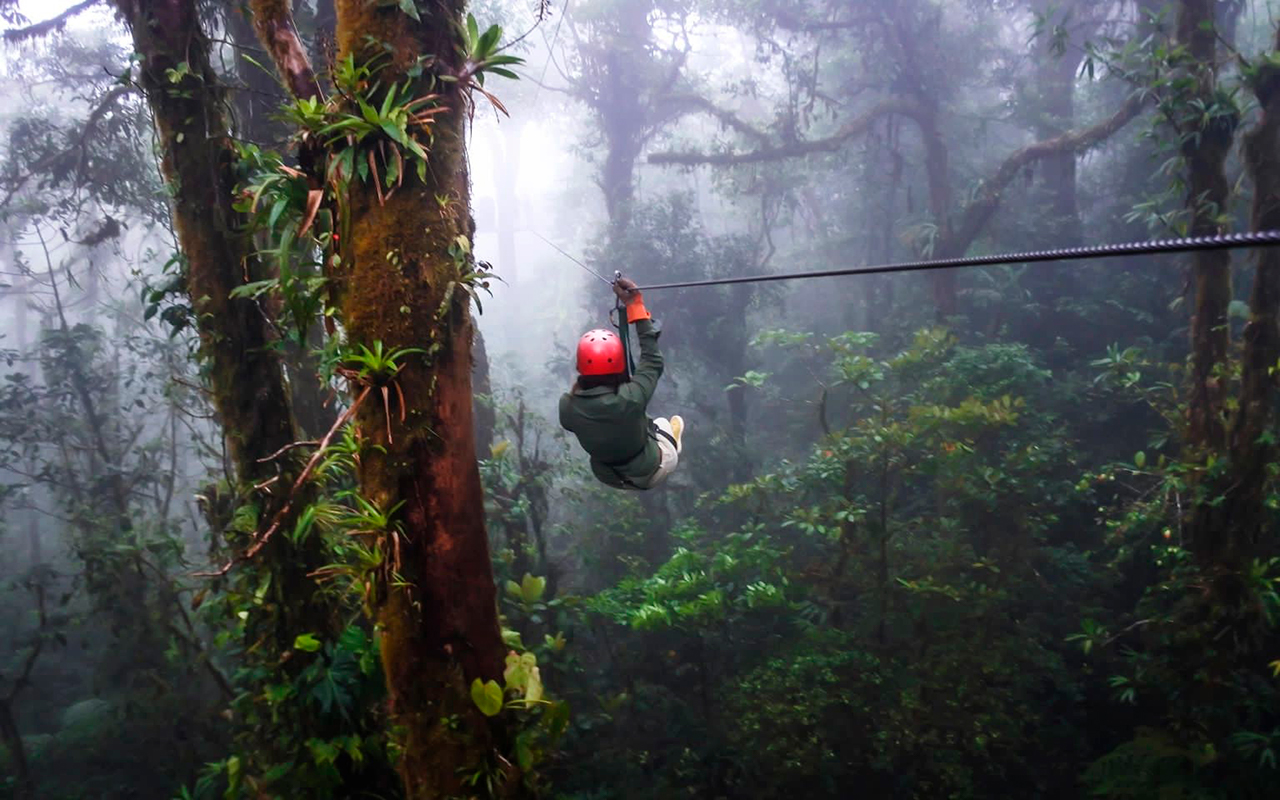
669;415;684;451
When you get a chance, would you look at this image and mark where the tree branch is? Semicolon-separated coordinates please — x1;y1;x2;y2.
0;85;137;211
950;92;1148;252
247;0;321;101
2;0;99;42
649;98;920;166
657;93;772;144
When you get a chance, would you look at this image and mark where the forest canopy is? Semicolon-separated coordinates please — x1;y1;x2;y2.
1;0;1280;798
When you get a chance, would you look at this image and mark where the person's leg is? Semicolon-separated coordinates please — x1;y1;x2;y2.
640;418;681;488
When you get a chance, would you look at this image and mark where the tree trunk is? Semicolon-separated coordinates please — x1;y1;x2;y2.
116;0;298;492
114;0;337;709
1209;24;1280;568
328;2;511;794
0;699;34;800
1179;0;1235;453
1032;0;1090;247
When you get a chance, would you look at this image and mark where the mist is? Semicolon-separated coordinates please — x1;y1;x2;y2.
3;0;1280;798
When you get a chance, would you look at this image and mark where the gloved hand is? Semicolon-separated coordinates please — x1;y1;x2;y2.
612;277;639;302
613;276;651;322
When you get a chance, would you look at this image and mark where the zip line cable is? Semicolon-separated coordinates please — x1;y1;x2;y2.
610;229;1280;292
530;230;614;285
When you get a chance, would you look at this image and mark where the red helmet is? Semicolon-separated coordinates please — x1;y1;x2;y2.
576;329;625;376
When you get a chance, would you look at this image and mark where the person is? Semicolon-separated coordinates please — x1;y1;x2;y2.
559;277;684;490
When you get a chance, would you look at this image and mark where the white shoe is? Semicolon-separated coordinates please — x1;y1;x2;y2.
669;415;684;451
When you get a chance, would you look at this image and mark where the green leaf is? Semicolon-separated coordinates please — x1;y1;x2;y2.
1134;451;1146;469
544;700;570;739
294;633;322;652
477;24;502;58
515;731;535;771
267;197;288;231
398;0;420;21
471;678;503;716
520;573;546;604
524;665;544;703
224;755;242;800
466;13;480;50
378;81;400;118
501;627;525;649
384;152;400;187
381;120;410;147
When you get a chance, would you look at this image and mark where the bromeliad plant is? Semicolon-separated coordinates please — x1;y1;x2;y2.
284;53;448;211
444;13;526;117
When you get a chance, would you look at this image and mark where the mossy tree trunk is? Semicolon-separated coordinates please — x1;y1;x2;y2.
247;0;514;789
1191;23;1280;571
327;2;510;794
1177;0;1235;455
114;0;335;675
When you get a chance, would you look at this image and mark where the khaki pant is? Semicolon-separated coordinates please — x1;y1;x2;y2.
629;417;682;490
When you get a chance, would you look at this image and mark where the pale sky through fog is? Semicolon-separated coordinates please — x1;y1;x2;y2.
1;0;593;385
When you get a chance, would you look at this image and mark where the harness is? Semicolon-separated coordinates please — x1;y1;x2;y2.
599;420;675;491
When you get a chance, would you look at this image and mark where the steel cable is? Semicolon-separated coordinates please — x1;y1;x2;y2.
631;230;1280;291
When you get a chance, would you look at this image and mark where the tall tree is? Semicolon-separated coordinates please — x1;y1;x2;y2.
246;0;514;793
1176;0;1236;455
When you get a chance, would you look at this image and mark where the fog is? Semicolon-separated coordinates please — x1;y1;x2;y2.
3;1;1280;798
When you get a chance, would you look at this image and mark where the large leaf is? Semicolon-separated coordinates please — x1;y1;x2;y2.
471;677;504;716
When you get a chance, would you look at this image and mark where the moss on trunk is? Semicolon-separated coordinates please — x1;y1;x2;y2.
330;1;511;794
115;0;336;708
1177;0;1236;453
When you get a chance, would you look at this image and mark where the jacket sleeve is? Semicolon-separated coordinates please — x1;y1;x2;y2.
623;318;663;407
558;392;575;432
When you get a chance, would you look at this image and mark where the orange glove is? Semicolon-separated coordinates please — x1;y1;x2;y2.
613;277;651;322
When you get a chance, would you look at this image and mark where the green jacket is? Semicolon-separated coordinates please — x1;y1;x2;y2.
559;319;663;488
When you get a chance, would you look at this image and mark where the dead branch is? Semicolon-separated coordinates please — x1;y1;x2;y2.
195;384;371;578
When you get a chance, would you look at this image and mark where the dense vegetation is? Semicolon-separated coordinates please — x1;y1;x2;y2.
2;0;1279;797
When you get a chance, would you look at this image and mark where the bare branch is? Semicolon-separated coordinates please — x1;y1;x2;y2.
195;385;371;578
774;11;881;34
3;0;99;42
951;92;1148;252
657;93;772;144
649;99;920;166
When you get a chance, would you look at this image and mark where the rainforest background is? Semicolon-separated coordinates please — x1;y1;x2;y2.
1;0;1279;797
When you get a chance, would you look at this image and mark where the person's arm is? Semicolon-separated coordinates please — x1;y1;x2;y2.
558;392;576;432
627;318;663;405
614;277;663;406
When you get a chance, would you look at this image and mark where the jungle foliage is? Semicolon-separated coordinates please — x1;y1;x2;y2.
2;0;1280;798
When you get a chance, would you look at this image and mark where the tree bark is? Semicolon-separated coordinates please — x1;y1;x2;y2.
114;0;336;693
326;1;511;794
116;0;299;492
1199;24;1280;568
1178;0;1235;453
473;327;496;461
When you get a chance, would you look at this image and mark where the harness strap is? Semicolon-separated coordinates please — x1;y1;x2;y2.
600;421;666;491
